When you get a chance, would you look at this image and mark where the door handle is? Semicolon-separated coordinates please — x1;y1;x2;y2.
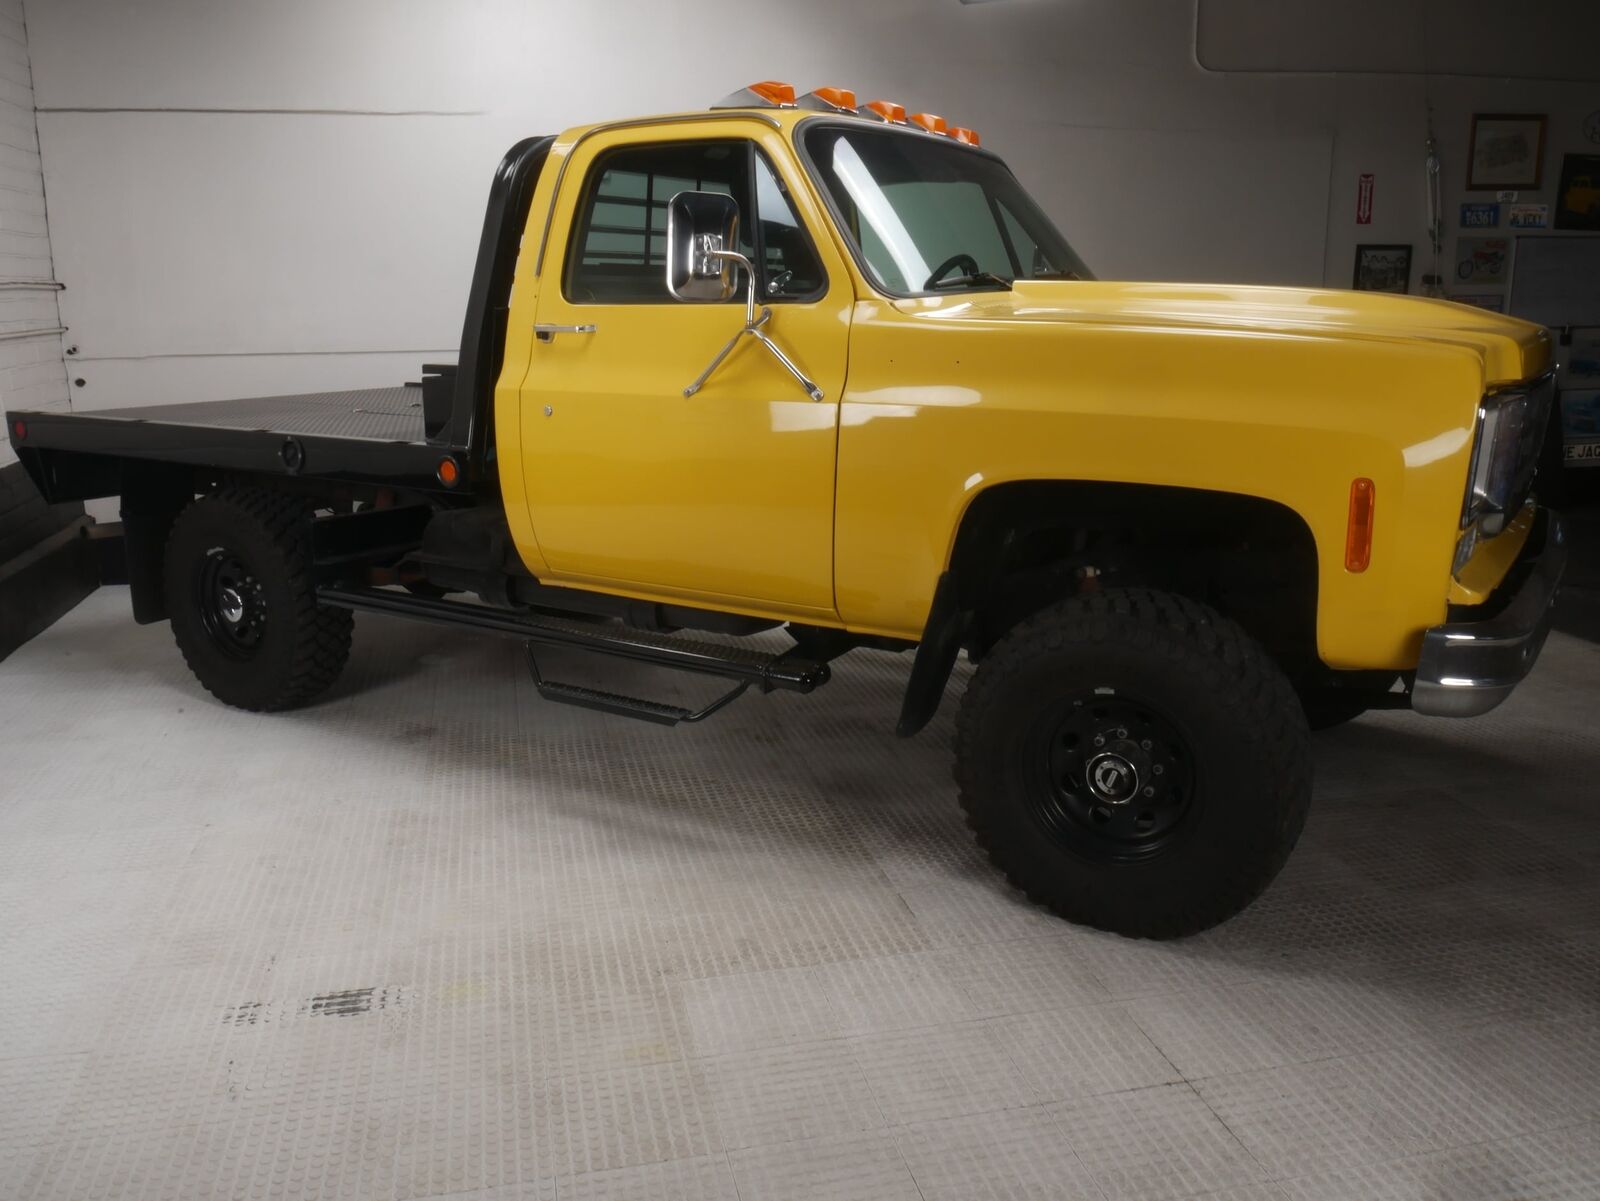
534;324;597;343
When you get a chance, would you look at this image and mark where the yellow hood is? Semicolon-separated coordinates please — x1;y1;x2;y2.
903;281;1551;387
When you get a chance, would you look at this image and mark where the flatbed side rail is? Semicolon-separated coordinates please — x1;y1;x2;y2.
9;411;450;503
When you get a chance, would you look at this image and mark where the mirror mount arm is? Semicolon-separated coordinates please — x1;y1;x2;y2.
682;251;825;402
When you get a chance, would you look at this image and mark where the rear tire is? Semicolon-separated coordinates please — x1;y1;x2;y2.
164;488;353;711
954;587;1311;939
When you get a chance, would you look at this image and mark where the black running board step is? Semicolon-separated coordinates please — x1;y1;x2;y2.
534;680;703;726
317;586;830;694
525;645;752;726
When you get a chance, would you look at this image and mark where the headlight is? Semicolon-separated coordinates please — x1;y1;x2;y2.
1461;376;1553;537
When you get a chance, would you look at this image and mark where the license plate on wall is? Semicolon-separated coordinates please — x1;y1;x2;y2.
1565;441;1600;467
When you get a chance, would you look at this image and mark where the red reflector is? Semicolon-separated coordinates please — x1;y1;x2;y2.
1345;478;1375;572
10;419;24;441
909;112;948;135
949;126;981;146
437;457;461;487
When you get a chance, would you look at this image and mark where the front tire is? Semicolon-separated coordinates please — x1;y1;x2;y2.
164;488;353;711
954;588;1311;939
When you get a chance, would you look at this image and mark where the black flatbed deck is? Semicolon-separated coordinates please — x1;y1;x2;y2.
10;384;463;494
8;134;558;504
92;387;428;443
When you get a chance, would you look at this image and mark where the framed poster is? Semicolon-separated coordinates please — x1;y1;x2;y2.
1352;243;1411;293
1455;237;1509;285
1560;390;1600;468
1555;153;1600;231
1467;114;1546;190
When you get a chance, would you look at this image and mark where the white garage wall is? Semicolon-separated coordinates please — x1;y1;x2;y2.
20;0;1600;419
0;0;67;470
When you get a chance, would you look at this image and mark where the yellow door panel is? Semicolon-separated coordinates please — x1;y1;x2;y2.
520;122;851;614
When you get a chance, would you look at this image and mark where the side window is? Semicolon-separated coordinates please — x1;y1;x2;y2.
567;141;752;304
566;141;825;304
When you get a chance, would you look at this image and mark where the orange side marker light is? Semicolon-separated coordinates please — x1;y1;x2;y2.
1345;478;1375;572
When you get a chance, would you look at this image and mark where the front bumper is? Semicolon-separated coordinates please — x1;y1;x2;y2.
1413;510;1567;718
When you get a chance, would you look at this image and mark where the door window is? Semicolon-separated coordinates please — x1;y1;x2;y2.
566;141;825;304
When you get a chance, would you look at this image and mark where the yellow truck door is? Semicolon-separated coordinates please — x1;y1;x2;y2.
520;127;850;618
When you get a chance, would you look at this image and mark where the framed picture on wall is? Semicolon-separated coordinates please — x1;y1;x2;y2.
1352;243;1412;293
1467;113;1546;190
1555;153;1600;230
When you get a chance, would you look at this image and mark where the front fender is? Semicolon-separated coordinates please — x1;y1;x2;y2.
834;300;1483;671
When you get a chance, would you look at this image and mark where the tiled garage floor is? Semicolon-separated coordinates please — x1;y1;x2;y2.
1;585;1596;1200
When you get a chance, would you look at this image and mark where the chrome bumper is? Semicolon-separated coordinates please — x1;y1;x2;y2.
1413;511;1567;718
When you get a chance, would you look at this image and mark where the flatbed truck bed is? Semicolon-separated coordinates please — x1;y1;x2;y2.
12;387;447;493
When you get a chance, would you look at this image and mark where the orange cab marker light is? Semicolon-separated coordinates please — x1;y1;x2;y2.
949;126;981;146
1345;478;1375;573
437;457;461;488
909;112;948;134
749;80;796;106
811;86;856;110
864;99;906;124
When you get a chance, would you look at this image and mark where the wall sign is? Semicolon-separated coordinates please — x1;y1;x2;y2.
1508;203;1549;229
1456;237;1509;284
1356;173;1374;224
1460;203;1500;228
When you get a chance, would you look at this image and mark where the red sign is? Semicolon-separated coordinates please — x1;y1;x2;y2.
1356;173;1375;224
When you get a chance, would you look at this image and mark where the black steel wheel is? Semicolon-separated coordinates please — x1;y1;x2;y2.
954;587;1312;939
165;488;352;711
1034;694;1196;863
193;547;267;660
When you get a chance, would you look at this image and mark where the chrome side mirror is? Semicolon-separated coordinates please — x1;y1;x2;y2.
666;191;742;302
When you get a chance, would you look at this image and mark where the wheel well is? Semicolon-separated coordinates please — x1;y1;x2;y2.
950;481;1321;675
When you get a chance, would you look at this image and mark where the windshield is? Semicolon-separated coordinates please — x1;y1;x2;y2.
802;124;1093;294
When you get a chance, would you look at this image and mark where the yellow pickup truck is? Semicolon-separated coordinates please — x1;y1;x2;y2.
8;82;1566;937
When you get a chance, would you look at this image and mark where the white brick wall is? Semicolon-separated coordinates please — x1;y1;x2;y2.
0;0;67;470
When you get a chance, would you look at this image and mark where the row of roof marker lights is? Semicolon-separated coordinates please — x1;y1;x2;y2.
713;81;982;146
